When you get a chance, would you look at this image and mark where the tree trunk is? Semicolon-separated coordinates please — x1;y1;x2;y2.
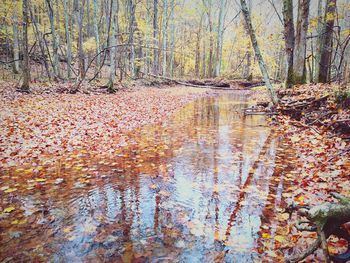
12;11;20;74
127;0;136;77
201;23;206;78
75;0;85;79
169;0;175;77
108;0;118;91
93;0;101;76
195;15;203;78
215;0;225;77
314;0;323;81
293;0;310;84
240;0;278;104
63;0;73;79
153;0;159;75
29;1;52;80
46;0;60;78
21;0;30;91
145;0;151;74
318;0;336;83
162;0;168;77
282;0;295;88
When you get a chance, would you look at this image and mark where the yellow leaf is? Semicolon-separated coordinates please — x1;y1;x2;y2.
4;188;17;193
35;178;46;182
262;233;271;239
275;235;286;243
4;207;15;213
277;213;289;221
11;219;19;225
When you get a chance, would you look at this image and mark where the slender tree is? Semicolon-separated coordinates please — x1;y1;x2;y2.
169;0;175;77
12;9;20;74
240;0;277;104
318;0;336;83
46;0;60;78
63;0;73;79
282;0;295;88
108;0;119;91
93;0;101;75
293;0;310;84
162;0;168;76
21;0;30;91
153;0;159;74
215;0;225;77
314;0;323;80
29;0;51;80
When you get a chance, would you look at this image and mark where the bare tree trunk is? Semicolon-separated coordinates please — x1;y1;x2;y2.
63;0;73;79
12;11;20;74
29;0;51;80
108;0;118;91
153;0;159;75
293;0;310;84
46;0;60;78
145;0;151;74
21;0;30;91
240;0;277;104
127;0;136;77
195;14;203;78
318;0;336;83
75;0;86;79
215;0;225;77
201;22;206;78
162;0;168;77
169;0;175;77
282;0;295;88
314;0;323;81
93;0;101;76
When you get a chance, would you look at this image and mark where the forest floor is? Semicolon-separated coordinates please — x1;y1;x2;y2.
0;81;217;168
252;83;350;260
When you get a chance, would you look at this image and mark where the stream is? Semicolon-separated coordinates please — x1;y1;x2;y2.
0;91;295;262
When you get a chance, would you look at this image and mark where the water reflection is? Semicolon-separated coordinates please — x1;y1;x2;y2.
0;92;290;262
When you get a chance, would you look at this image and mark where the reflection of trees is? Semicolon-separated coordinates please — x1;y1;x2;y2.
224;132;274;241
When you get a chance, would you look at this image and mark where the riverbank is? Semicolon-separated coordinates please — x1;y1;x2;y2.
253;83;350;261
0;84;216;168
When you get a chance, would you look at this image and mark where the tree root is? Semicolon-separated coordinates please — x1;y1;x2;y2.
287;194;350;262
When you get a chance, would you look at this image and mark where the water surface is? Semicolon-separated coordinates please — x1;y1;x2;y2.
0;91;293;262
